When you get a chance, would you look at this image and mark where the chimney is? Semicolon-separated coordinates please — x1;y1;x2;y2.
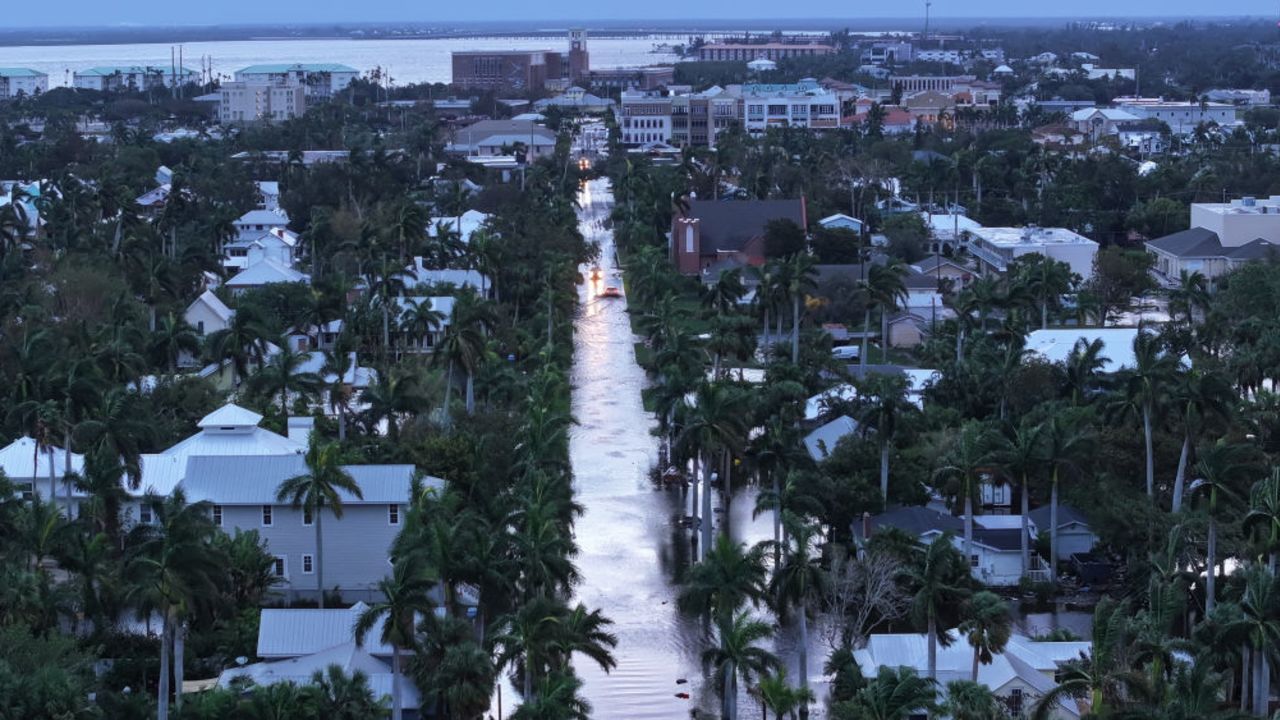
287;416;315;447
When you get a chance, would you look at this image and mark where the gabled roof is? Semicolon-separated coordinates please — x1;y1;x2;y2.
238;63;358;74
227;257;308;287
804;415;858;461
1025;328;1146;373
235;208;290;227
0;437;84;480
1225;238;1280;260
680;199;805;253
804;384;858;421
1146;227;1221;257
1028;503;1091;530
0;68;46;78
853;505;964;541
188;289;234;324
182;455;434;505
406;265;489;292
1071;107;1140;122
258;602;392;657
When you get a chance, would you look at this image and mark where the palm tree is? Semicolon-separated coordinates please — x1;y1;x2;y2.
1062;337;1109;407
125;490;224;720
940;680;1005;720
1171;369;1235;513
276;438;362;609
903;532;971;681
678;534;768;625
1244;469;1280;572
1107;332;1178;499
958;591;1012;682
933;421;995;565
434;292;495;419
206;308;272;387
861;261;908;367
364;257;415;352
855;373;914;508
1167;269;1210;326
1042;415;1090;583
782;253;818;364
841;666;938;720
1189;442;1251;616
149;312;200;373
991;419;1044;577
248;341;324;417
354;555;437;720
757;670;804;720
398;297;443;353
74;388;151;489
311;665;388;720
675;382;748;550
702;267;747;316
359;368;430;442
703;611;781;720
1230;565;1280;715
1031;598;1143;720
494;596;562;703
767;518;825;716
1015;254;1074;329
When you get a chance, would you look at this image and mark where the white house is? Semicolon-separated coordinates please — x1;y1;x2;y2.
233;63;359;99
255;181;281;211
0;68;47;98
1115;97;1237;134
854;633;1091;719
817;213;866;235
1024;328;1145;373
233;208;290;240
183;289;235;365
392;296;455;352
968;226;1098;280
0;437;85;512
226;257;309;295
803;415;858;462
1070;107;1140;141
922;211;981;254
1029;504;1097;560
224;228;299;271
427;209;491;246
405;264;491;297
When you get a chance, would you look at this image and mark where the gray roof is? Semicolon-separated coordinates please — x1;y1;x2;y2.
902;270;942;290
853;505;964;541
803;415;858;461
1027;504;1090;530
1224;238;1280;260
1146;227;1222;257
972;528;1024;551
182;455;439;505
449;119;557;148
682;199;804;253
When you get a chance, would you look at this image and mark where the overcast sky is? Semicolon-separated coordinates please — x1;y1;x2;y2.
7;1;1279;27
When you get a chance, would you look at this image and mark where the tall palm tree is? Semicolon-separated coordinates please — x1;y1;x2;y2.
206;307;271;387
783;252;818;364
398;297;444;353
678;534;768;626
1167;269;1210;326
770;516;826;713
933;421;995;565
248;341;324;417
1031;597;1142;720
958;591;1012;682
1062;337;1109;407
675;382;748;550
702;267;747;316
862;261;908;367
359;368;430;442
855;373;914;508
74;388;151;490
149;312;200;373
903;532;971;681
1231;565;1280;715
1171;369;1235;513
1042;415;1090;583
354;555;437;720
1107;332;1178;499
276;438;362;609
125;490;224;720
991;419;1044;577
703;611;782;720
434;292;495;419
1188;442;1251;616
1244;469;1280;572
364;257;415;352
756;670;805;720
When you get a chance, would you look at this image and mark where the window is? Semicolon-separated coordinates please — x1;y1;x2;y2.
139;505;153;524
212;505;222;527
272;556;287;578
302;508;313;526
196;320;205;335
262;505;273;527
302;554;314;574
388;504;400;526
970;554;980;568
1009;688;1023;713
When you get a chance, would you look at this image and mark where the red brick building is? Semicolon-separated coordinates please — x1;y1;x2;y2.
671;198;807;275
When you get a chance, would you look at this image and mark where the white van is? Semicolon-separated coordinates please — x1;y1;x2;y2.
831;345;860;360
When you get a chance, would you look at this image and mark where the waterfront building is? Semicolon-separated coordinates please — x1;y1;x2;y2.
698;42;834;62
0;68;47;98
218;82;306;124
73;65;196;91
233;63;359;99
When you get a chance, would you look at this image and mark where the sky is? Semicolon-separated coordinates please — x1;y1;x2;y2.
5;1;1280;27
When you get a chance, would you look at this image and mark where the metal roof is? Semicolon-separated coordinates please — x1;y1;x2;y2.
199;403;263;428
76;66;196;76
803;415;858;461
235;208;290;226
0;68;45;78
257;603;393;657
238;63;358;74
227;257;308;287
181;454;435;505
0;437;84;480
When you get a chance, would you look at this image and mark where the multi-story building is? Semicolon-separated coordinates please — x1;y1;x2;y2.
618;90;673;146
451;30;589;90
233;63;358;99
588;66;675;91
0;68;47;98
738;78;843;134
698;43;835;62
670;86;740;148
888;75;1003;106
218;82;306;124
73;65;197;92
862;41;913;65
915;49;965;64
1206;88;1271;106
1115;97;1237;134
968;226;1099;280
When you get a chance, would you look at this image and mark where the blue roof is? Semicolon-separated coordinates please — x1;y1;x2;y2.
77;66;196;77
238;63;358;74
0;68;45;78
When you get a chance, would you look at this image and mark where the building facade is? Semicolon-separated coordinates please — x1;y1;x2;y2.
969;226;1099;279
698;43;835;62
219;82;306;124
619;91;674;146
0;68;47;98
739;78;843;134
1116;97;1237;134
233;64;359;99
451;30;589;90
73;66;197;92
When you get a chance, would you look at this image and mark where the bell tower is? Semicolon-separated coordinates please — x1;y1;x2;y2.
568;28;590;82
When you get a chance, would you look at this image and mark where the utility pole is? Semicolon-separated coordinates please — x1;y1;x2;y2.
923;0;932;45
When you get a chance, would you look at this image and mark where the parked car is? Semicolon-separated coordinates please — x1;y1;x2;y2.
831;345;860;360
601;286;623;298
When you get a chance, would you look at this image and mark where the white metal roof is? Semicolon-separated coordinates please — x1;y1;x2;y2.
0;437;84;480
199;403;263;428
804;415;859;462
1025;328;1141;373
804;384;858;421
181;455;432;505
227;257;308;287
235;208;289;226
427;209;490;244
407;265;489;292
257;603;394;657
188;289;234;324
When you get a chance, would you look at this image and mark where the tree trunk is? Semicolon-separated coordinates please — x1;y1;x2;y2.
1041;299;1048;329
702;455;714;551
1050;472;1060;584
1143;404;1154;499
158;611;171;720
442;358;455;426
1205;516;1217;616
382;304;391;351
1021;474;1030;577
861;308;871;368
798;597;810;718
47;449;57;516
879;441;890;509
173;617;185;710
972;643;980;682
1172;432;1191;512
465;372;476;415
316;510;325;608
1257;652;1270;717
964;491;974;571
927;612;938;680
64;423;73;509
791;295;801;365
338;408;347;441
762;307;770;353
1241;645;1251;713
956;325;965;364
771;473;782;566
690;455;700;553
881;307;890;359
392;645;403;720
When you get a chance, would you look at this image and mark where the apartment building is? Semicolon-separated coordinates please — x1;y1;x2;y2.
698;43;835;62
1115;97;1236;134
671;87;740;148
219;82;306;124
618;91;673;146
0;68;47;98
73;65;197;91
915;49;964;64
738;78;843;134
862;41;913;65
233;63;358;99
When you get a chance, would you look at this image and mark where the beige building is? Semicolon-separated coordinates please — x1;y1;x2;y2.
219;82;306;124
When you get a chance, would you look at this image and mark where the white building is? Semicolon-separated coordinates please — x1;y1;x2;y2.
854;634;1091;719
226;256;309;295
922;211;982;254
1205;88;1271;106
915;49;964;64
1189;195;1280;247
427;209;491;246
1070;107;1140;141
1116;97;1237;134
0;68;47;98
255;181;281;211
1080;64;1135;81
218;82;306;124
73;66;197;92
738;78;843;134
233;208;290;240
234;63;359;99
618;90;673;146
968;226;1098;280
